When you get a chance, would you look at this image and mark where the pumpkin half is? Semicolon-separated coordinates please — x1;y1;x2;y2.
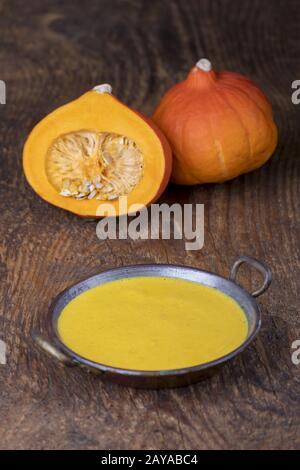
153;59;278;185
23;84;172;217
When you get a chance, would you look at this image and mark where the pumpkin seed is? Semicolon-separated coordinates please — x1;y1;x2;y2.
88;189;97;199
76;193;87;200
60;190;71;197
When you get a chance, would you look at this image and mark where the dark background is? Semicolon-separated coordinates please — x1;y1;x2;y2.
0;0;299;450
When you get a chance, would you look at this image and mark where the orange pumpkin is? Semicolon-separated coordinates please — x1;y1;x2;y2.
153;59;278;185
23;84;172;217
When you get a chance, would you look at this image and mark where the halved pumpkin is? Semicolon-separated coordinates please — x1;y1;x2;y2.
23;84;172;217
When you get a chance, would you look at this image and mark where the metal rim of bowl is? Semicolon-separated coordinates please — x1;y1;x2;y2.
43;257;271;379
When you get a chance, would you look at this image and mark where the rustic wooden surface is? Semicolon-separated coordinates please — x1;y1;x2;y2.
0;0;299;450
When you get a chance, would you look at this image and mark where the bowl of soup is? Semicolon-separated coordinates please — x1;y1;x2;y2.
34;255;271;388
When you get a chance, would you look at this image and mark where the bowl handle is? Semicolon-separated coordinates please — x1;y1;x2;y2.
32;333;78;367
229;255;272;297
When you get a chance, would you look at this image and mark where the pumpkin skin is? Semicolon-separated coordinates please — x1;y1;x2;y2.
152;59;278;185
23;84;172;217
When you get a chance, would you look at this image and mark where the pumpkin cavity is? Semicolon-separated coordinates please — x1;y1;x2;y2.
46;130;144;201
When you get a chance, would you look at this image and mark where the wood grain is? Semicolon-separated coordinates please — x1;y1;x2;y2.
0;0;299;450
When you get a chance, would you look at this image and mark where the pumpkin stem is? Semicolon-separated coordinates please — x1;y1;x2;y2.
93;84;113;94
196;59;212;72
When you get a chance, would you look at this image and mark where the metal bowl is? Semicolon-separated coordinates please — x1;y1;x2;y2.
34;255;271;389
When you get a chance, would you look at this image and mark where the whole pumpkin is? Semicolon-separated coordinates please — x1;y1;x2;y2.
153;59;278;184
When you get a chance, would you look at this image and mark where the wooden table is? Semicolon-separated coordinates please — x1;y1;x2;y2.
0;0;299;450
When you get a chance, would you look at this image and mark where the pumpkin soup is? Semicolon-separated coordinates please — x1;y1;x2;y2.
57;277;248;371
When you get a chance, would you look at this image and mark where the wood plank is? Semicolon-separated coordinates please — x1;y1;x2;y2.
0;0;299;450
